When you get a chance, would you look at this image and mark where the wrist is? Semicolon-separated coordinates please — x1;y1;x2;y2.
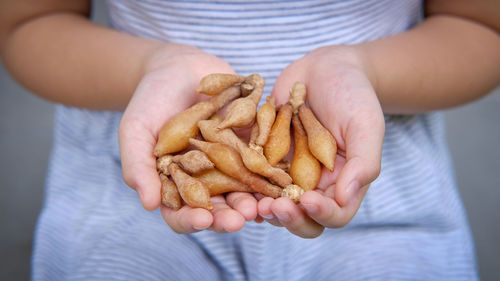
301;45;380;105
304;45;377;91
350;44;379;98
142;43;201;74
142;43;233;84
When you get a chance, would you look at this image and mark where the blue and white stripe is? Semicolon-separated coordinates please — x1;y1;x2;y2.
31;1;477;280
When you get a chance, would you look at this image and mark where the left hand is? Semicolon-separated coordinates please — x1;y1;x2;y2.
258;46;385;238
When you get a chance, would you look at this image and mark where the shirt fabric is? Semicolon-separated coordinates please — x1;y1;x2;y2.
31;0;478;280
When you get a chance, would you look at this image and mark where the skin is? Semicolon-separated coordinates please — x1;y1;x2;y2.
1;0;499;237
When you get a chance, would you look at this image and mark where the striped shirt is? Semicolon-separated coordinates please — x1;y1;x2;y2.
32;0;478;280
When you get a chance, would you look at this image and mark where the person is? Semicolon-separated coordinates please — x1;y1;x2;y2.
1;0;499;280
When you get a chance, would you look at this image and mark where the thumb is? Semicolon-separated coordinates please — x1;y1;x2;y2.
119;116;161;211
334;111;384;207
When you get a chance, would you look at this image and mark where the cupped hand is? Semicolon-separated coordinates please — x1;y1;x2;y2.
258;46;385;238
118;44;257;233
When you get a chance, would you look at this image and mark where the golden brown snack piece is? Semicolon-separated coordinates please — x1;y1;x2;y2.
198;119;241;149
159;173;182;210
196;73;245;96
156;155;174;175
248;127;264;155
275;160;291;174
248;122;262;153
168;163;213;210
209;113;224;122
255;96;276;146
172;150;214;175
217;74;265;129
240;82;254;97
194;169;253;196
154;85;241;157
281;184;304;203
298;105;337;171
289;82;306;114
264;103;292;166
290;115;321;191
154;74;338;207
198;119;292;187
189;139;282;198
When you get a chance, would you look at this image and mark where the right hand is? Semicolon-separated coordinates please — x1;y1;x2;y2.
119;44;258;233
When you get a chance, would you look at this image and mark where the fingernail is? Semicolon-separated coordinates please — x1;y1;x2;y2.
193;226;207;231
302;204;318;215
261;214;274;220
275;212;291;223
346;181;360;203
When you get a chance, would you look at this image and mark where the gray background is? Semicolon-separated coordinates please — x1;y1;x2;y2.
1;1;499;280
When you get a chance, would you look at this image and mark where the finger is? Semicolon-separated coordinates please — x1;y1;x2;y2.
210;196;246;233
257;197;282;227
226;192;258;221
300;188;368;228
271;197;324;238
160;205;213;234
119;117;161;211
334;111;384;206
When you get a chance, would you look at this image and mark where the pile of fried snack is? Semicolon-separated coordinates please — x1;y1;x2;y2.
154;73;337;210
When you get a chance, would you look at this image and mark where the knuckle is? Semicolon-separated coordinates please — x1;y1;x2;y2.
324;212;352;229
300;228;325;239
328;219;349;229
291;222;325;239
367;158;382;183
230;193;254;208
163;211;188;234
171;228;185;234
168;222;186;234
336;217;351;228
